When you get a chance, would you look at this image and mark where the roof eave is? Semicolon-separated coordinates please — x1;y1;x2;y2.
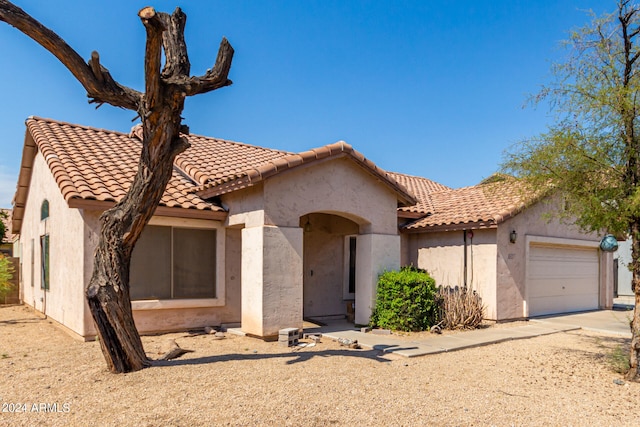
11;123;39;235
67;198;228;221
397;210;426;219
402;219;500;233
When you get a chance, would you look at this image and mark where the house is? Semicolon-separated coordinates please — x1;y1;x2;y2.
11;117;613;340
400;181;614;319
614;239;634;298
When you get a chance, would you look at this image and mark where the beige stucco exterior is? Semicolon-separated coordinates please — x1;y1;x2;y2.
406;228;498;317
404;196;613;321
17;153;406;339
15;142;613;339
225;157;403;337
19;154;242;340
18;153;88;336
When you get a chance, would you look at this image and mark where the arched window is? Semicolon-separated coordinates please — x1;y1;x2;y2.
41;200;49;221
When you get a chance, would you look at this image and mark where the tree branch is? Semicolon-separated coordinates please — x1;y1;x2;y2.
160;7;190;79
165;37;234;95
138;6;165;118
0;0;142;111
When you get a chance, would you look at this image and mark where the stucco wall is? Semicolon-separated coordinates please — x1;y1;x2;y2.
355;233;401;325
241;225;303;337
408;229;498;318
263;157;399;234
226;156;404;331
18;153;87;336
81;213;240;336
405;196;610;321
224;184;265;228
615;239;633;296
497;197;607;319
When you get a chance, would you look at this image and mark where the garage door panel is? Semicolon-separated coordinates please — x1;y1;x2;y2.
528;277;599;298
528;244;599;317
529;294;599;316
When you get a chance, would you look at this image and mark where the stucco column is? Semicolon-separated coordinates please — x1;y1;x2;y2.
601;251;614;309
241;225;303;338
355;234;401;325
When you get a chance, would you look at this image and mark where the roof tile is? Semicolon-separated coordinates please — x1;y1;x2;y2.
403;180;533;231
25;117;224;213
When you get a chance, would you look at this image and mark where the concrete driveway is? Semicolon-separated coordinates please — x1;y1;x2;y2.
532;309;633;338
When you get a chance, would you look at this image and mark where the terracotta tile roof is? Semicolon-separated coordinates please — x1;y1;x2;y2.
195;141;417;206
174;133;292;186
12;117;418;233
387;172;451;216
403;180;535;232
25;117;224;212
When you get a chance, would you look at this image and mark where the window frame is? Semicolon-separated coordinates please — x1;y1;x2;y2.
41;200;49;221
343;235;357;300
130;216;225;310
40;234;50;291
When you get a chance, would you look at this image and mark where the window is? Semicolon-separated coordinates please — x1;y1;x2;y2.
343;235;357;298
130;225;216;300
41;200;49;220
40;235;49;290
30;239;34;288
348;236;356;294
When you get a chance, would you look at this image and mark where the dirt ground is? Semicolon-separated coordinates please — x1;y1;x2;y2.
0;304;638;426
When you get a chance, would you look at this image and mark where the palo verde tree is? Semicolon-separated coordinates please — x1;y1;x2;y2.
0;1;233;373
503;0;640;381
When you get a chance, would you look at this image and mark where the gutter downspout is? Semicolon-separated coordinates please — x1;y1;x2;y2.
463;230;468;288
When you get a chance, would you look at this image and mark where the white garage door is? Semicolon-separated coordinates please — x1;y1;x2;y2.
528;244;599;316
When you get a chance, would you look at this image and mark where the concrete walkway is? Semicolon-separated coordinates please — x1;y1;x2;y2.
305;309;633;358
532;309;633;338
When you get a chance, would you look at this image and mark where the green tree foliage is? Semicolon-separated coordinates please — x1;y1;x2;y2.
0;210;7;243
504;4;638;236
0;254;14;300
502;1;640;380
370;266;437;332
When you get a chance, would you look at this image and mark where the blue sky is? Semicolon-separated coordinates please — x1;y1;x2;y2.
0;0;612;207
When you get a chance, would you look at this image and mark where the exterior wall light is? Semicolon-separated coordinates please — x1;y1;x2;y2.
304;218;312;233
509;229;517;244
599;234;618;252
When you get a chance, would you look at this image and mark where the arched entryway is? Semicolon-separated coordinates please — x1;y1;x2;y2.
300;213;360;322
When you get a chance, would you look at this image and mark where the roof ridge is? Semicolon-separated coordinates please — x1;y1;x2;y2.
27;117;294;155
27;116;131;137
195;140;417;206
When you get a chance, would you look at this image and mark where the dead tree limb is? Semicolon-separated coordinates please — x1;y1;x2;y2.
0;1;233;373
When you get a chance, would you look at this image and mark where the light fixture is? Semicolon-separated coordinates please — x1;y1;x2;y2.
509;229;517;244
304;218;312;232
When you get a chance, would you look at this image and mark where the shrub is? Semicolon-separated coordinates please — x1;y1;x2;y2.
370;266;438;332
0;254;15;301
436;286;484;330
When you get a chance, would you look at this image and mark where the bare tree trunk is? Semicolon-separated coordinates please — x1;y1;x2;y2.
619;2;640;382
0;2;233;373
627;222;640;380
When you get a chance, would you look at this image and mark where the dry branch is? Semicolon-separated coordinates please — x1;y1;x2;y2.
0;0;142;111
0;0;234;373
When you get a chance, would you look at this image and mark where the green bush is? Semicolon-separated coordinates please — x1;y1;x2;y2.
0;254;15;301
370;266;438;331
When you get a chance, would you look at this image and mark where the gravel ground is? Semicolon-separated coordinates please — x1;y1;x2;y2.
0;304;638;426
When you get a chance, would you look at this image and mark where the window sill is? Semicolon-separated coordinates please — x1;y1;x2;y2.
131;298;223;310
